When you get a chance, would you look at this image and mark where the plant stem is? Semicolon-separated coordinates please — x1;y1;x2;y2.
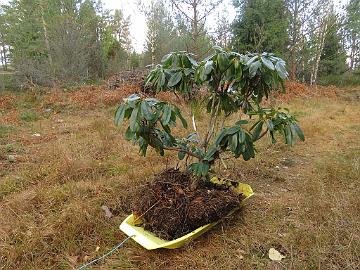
205;98;221;149
202;93;216;149
163;146;202;160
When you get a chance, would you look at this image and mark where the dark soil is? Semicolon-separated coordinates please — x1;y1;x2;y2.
132;169;243;240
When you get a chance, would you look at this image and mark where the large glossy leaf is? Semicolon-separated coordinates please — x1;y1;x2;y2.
173;106;188;128
140;101;153;121
249;61;261;78
115;104;126;126
161;105;172;125
204;60;213;75
204;146;218;161
129;107;139;132
168;72;182;87
252;121;264;140
261;57;275;70
292;123;305;141
275;61;288;79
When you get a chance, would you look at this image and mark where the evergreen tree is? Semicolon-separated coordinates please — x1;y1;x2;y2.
231;0;289;55
144;0;178;65
318;14;348;77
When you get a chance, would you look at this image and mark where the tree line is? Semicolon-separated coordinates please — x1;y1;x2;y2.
0;0;359;87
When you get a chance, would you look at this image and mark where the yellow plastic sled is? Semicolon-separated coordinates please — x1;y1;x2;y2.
119;177;254;250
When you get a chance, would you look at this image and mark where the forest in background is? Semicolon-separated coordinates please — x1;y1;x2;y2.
0;0;359;88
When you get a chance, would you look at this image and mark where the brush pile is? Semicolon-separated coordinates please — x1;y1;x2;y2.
132;169;243;240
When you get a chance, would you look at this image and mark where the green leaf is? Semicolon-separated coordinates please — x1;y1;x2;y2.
178;151;186;160
140;101;153;121
115;104;126;126
159;72;166;87
215;129;227;146
124;127;133;141
261;57;275;70
267;120;274;131
161;105;172;126
249;61;261;78
217;53;228;71
173;106;188;128
246;55;258;65
129;107;139;132
230;133;238;153
201;162;210;176
168;72;182;87
293;123;305;141
138;137;148;156
285;125;292;145
161;53;172;65
252;121;264;140
275;61;288;79
238;129;246;143
189;163;202;177
204;146;217;161
226;126;241;135
235;120;249;126
235;65;243;80
204;60;213;75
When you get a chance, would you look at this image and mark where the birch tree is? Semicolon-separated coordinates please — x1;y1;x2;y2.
308;0;333;85
345;0;360;70
286;0;312;80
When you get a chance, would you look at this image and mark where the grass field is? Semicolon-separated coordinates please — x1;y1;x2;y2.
0;85;359;270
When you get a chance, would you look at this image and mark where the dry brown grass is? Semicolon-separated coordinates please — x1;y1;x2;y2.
0;85;359;270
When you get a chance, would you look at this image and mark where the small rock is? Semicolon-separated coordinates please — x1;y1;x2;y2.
101;205;113;218
7;155;16;162
32;133;41;137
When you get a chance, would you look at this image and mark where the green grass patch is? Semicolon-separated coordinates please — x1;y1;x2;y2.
0;124;14;138
0;73;20;91
0;176;25;199
19;110;40;122
318;73;360;87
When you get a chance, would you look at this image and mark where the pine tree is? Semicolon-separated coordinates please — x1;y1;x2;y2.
318;14;348;77
231;0;289;55
144;0;178;65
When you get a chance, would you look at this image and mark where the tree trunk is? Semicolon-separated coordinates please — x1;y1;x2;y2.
40;1;55;86
310;7;331;86
192;0;199;58
349;31;356;70
289;0;299;80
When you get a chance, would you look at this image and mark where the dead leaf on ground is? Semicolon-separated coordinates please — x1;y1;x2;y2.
269;247;286;261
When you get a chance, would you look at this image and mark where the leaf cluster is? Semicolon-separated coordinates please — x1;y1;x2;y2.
115;47;304;179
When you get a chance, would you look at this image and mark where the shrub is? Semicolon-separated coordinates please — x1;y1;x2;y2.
115;47;304;179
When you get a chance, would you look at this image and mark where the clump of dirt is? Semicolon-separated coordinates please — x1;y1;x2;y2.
132;168;242;240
